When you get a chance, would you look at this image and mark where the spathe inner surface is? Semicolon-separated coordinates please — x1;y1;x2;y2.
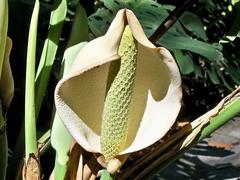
60;43;170;150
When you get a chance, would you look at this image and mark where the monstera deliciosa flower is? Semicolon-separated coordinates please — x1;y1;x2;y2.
55;9;182;169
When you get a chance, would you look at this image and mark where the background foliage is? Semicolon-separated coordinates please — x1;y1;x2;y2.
4;0;240;179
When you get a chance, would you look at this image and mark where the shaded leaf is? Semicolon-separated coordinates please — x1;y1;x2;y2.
223;63;240;84
180;12;208;41
66;3;89;48
172;49;194;74
227;2;240;41
90;1;222;62
206;64;221;84
158;33;223;61
216;69;232;89
194;64;203;78
89;0;169;38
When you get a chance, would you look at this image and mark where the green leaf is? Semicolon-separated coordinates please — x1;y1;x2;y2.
0;0;8;79
199;0;215;11
104;0;125;10
158;33;223;61
216;69;232;90
25;0;39;159
61;42;88;77
180;12;208;41
227;2;240;41
206;64;221;84
66;3;89;48
223;63;240;84
172;49;194;75
163;2;205;39
51;42;87;179
89;7;113;37
232;0;240;5
35;0;68;117
194;64;203;78
90;1;222;62
89;0;169;37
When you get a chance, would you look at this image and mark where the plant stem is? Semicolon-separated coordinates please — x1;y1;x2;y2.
199;97;240;140
0;2;8;176
25;0;39;159
0;0;8;79
54;159;67;180
0;131;7;180
0;100;7;180
146;96;240;179
100;170;113;180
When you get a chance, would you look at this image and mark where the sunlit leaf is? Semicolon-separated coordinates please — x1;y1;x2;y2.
227;2;240;41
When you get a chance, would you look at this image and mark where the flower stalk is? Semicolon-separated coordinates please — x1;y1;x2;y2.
55;9;182;174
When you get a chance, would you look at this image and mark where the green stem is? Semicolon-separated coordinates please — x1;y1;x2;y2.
25;0;39;159
0;131;7;180
0;0;8;79
199;98;240;140
100;170;113;180
0;101;7;180
54;159;67;180
146;96;240;179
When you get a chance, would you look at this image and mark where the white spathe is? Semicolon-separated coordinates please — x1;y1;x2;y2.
55;9;182;157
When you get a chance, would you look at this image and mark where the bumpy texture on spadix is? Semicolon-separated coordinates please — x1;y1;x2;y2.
100;25;137;162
